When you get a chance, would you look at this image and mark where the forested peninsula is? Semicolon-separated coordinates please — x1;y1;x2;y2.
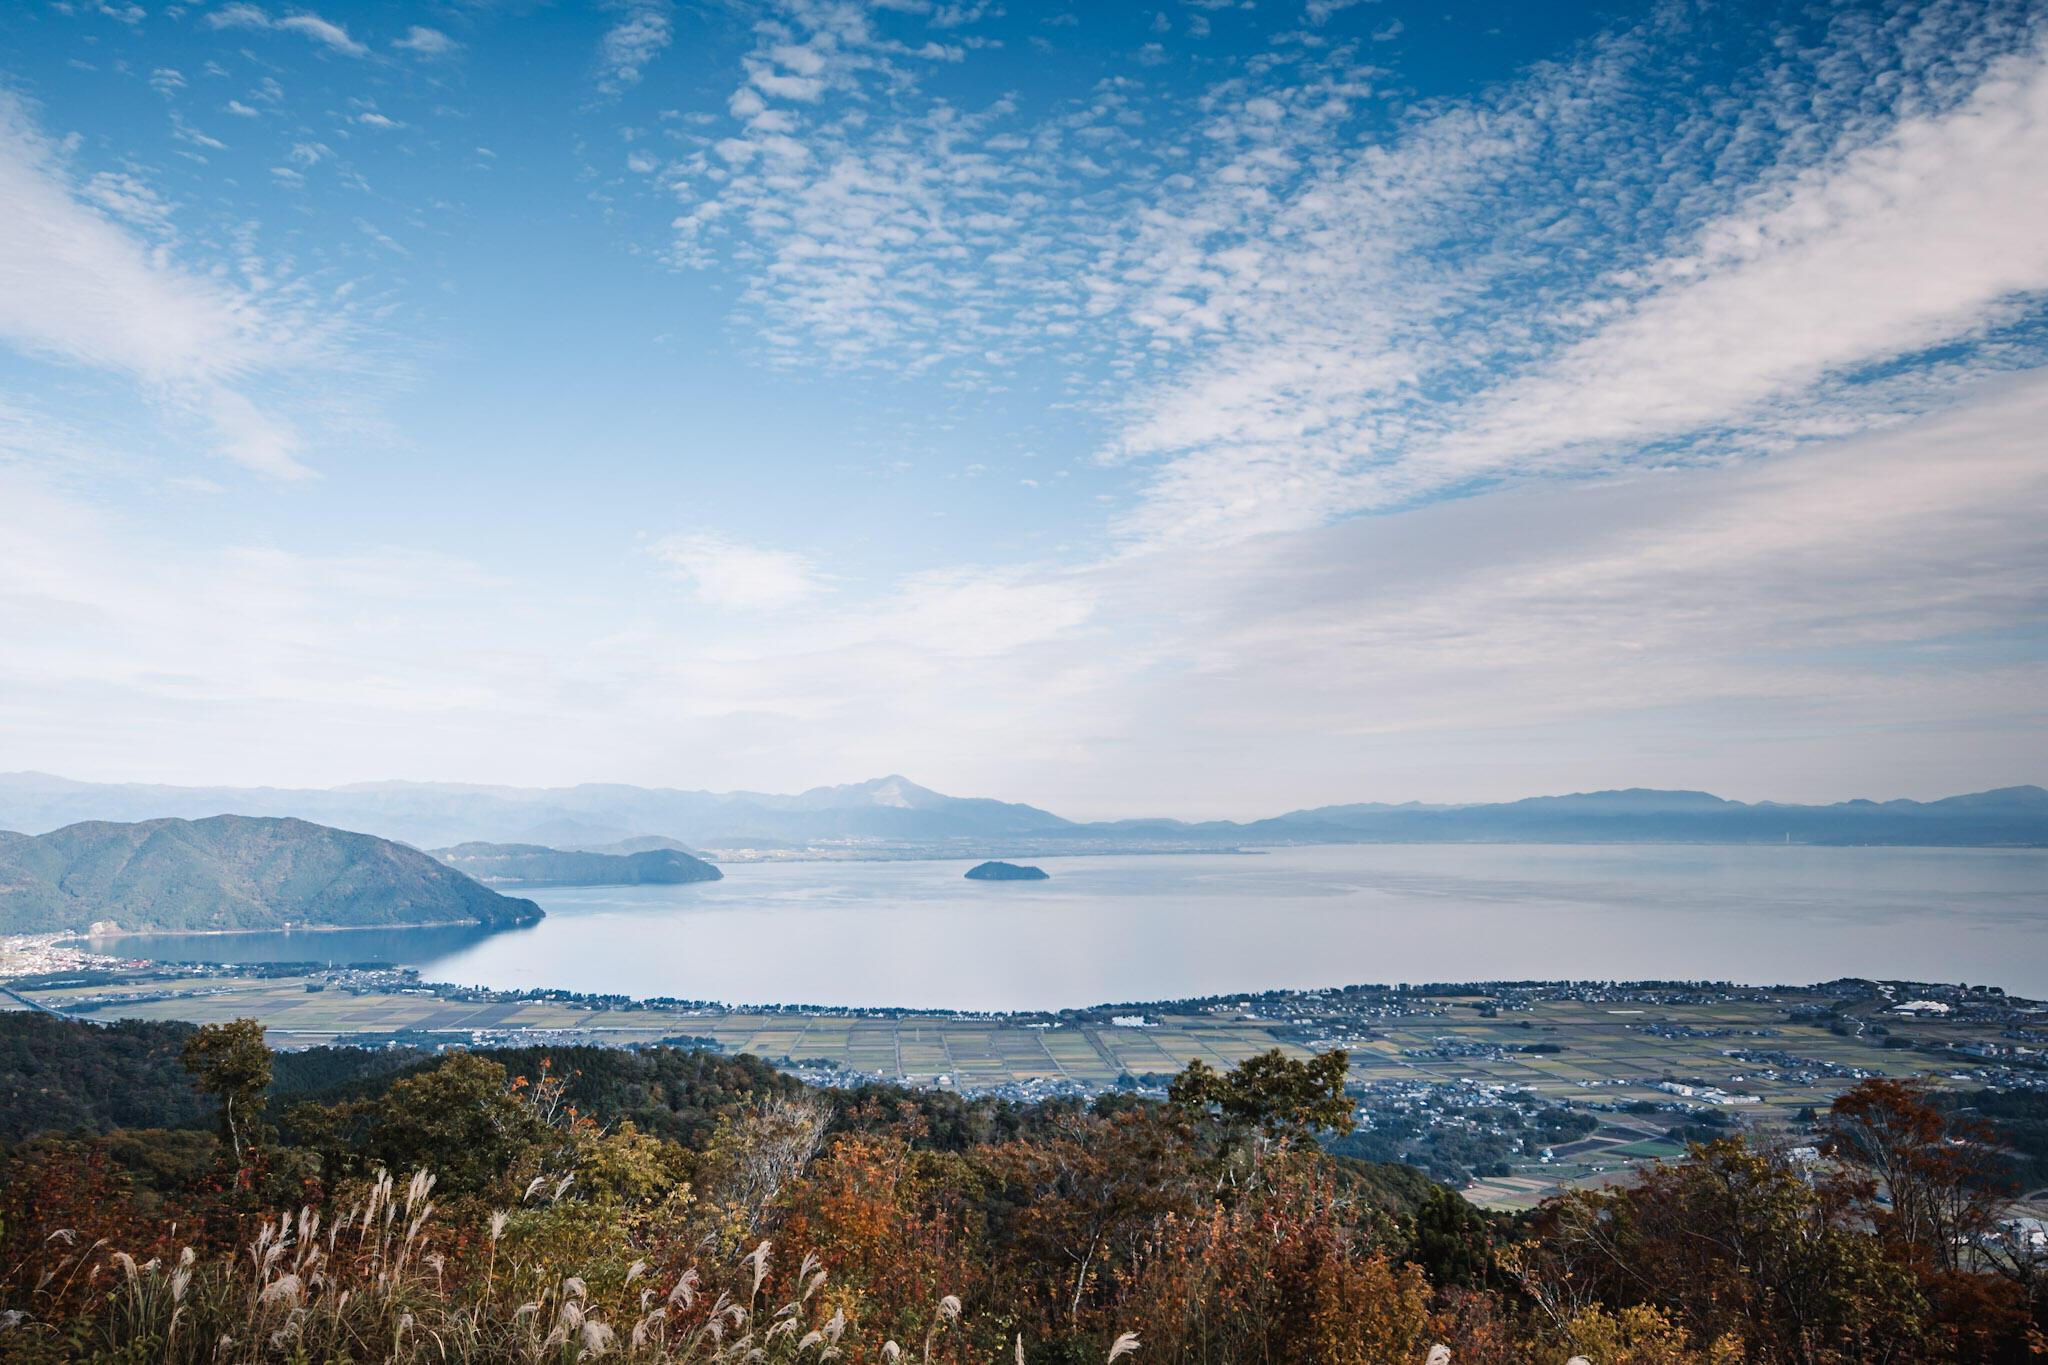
431;841;723;886
0;815;542;934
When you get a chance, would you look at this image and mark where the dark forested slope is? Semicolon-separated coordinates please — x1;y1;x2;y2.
0;1013;212;1138
0;1013;799;1147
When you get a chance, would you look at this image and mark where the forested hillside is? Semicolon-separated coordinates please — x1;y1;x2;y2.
0;1014;211;1137
0;815;543;933
4;1013;2046;1363
0;1015;796;1146
0;1014;433;1141
431;842;724;886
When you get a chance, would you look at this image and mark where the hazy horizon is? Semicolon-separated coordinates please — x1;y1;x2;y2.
4;767;2043;832
2;1;2045;818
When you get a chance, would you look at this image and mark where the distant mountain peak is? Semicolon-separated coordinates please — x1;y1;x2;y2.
1932;784;2048;808
859;775;931;808
789;775;953;811
1514;788;1734;809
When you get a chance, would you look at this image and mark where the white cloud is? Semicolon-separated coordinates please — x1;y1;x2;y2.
199;387;307;477
660;0;1132;369
659;1;2048;559
1391;35;2048;496
169;112;227;150
392;25;460;58
205;5;369;58
11;379;2040;807
1;375;2038;809
1100;12;2048;548
274;14;367;56
78;171;175;231
0;94;332;476
598;5;674;92
865;566;1097;658
5;0;2045;813
654;533;821;610
1304;0;1369;22
1064;375;2048;811
0;467;522;780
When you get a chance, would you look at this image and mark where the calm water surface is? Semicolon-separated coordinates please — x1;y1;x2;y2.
114;844;2048;1010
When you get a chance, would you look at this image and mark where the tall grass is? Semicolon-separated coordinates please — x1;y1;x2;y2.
2;1164;936;1364
0;1171;1242;1365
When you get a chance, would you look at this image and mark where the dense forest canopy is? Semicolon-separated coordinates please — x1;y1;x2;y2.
3;1013;2047;1363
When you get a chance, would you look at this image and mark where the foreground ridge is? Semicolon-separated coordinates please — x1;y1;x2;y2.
2;1014;2039;1363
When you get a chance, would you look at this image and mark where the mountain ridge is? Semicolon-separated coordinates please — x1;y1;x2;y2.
0;773;2040;853
0;814;544;935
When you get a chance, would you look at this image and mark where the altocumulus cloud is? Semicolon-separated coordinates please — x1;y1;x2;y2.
597;2;674;92
583;0;2048;808
1077;4;2048;550
4;0;2043;809
651;0;2048;551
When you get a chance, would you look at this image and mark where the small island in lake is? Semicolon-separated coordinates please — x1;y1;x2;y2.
965;860;1049;881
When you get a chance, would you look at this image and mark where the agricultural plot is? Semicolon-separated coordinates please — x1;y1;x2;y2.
12;969;2016;1129
20;975;665;1047
15;966;2029;1212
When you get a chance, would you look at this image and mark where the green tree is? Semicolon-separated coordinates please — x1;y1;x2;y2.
181;1017;272;1168
1408;1182;1496;1288
366;1053;548;1196
286;1052;549;1196
1168;1048;1355;1144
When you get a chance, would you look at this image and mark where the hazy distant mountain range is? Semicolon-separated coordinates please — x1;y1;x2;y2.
1;773;2041;853
0;815;544;935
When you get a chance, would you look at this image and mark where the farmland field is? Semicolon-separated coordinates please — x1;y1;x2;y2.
15;968;1982;1106
13;966;2030;1207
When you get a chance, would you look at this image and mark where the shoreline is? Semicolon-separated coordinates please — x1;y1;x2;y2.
687;840;2041;865
76;916;525;942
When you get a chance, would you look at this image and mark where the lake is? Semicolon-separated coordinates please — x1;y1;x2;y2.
110;843;2048;1010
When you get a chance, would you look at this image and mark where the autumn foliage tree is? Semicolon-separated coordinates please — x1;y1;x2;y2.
1822;1078;2007;1272
13;1028;2048;1365
1517;1138;1925;1363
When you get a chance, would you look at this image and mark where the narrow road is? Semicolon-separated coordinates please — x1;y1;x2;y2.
0;983;68;1016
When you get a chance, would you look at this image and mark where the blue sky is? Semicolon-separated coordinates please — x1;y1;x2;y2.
0;0;2044;817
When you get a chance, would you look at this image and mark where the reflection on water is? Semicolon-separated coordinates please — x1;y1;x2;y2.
107;844;2048;1011
107;920;522;968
